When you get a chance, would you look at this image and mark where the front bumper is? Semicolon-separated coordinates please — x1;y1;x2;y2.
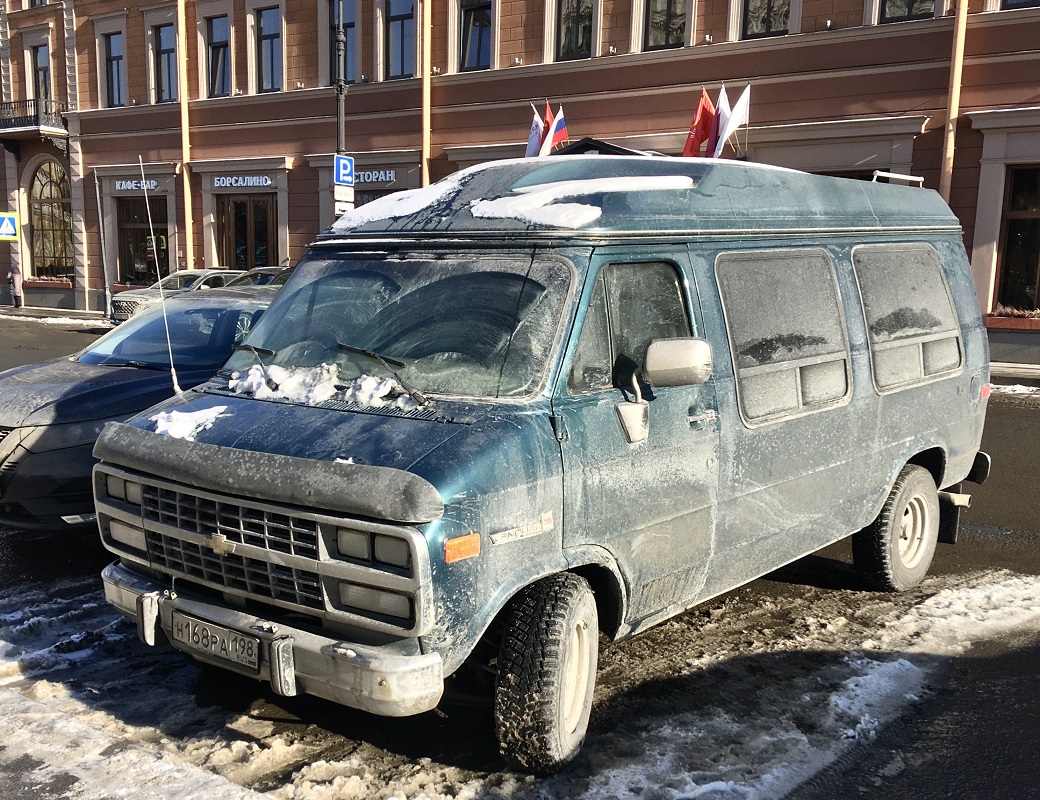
102;560;444;717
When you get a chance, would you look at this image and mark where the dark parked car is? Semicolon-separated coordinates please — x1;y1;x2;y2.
0;287;273;530
110;269;238;323
223;266;294;288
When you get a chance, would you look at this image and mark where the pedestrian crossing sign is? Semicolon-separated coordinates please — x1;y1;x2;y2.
0;212;18;242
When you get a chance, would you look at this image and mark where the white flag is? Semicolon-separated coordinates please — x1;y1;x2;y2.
525;103;545;158
714;84;750;158
708;85;731;159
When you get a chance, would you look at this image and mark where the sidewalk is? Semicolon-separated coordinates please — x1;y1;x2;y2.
0;304;106;322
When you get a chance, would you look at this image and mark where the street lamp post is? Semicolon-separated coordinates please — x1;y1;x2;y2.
335;0;347;155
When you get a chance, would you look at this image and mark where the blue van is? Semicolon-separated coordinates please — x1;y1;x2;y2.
93;156;990;773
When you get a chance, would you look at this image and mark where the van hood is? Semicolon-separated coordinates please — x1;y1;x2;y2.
123;388;475;473
0;358;205;427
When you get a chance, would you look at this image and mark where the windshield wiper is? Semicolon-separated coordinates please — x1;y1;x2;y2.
96;359;165;371
233;344;279;390
337;342;428;406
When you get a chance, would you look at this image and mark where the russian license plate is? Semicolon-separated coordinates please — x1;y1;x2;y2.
170;612;260;672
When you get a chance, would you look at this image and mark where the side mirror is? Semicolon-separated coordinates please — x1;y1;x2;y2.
644;338;712;387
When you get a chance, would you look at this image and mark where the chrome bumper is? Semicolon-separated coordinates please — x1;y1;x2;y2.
102;561;444;717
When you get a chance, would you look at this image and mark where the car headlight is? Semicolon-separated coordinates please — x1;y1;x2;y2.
338;582;413;621
107;475;142;505
337;528;412;571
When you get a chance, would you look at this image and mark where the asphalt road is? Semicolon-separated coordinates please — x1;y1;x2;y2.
0;313;1038;798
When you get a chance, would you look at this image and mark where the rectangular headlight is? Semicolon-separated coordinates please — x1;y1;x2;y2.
374;535;411;569
339;583;412;620
109;520;147;551
337;529;370;560
105;476;142;505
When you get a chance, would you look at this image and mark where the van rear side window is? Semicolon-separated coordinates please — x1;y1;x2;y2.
852;244;963;392
717;248;850;424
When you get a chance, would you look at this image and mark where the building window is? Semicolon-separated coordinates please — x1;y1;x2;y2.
218;195;276;270
28;0;47;7
997;167;1040;311
104;33;126;107
879;0;933;22
31;44;51;101
207;16;231;97
1001;0;1040;7
29;161;74;282
153;24;178;102
329;0;357;84
743;0;789;37
461;0;493;70
385;0;415;79
256;7;282;92
117;198;170;285
557;0;592;61
644;0;685;50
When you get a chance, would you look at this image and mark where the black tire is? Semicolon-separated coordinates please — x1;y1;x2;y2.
853;464;940;592
494;573;598;774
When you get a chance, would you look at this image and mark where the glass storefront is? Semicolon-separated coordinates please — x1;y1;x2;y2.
998;167;1040;310
117;197;169;285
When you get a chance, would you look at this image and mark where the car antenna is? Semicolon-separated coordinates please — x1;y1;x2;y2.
139;156;182;394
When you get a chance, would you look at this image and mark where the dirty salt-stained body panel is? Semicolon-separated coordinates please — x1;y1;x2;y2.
92;155;988;721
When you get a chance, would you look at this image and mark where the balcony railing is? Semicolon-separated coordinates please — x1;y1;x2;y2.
0;99;69;133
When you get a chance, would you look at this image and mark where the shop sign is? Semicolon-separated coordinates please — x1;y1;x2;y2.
356;169;396;184
114;179;159;191
213;175;274;188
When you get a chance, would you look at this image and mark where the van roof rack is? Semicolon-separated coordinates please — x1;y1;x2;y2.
872;170;925;186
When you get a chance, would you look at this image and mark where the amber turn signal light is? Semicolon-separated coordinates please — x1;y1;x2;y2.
444;532;481;563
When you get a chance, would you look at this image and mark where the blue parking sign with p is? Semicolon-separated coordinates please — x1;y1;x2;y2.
334;155;355;187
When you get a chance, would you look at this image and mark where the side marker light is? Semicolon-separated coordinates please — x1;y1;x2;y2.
445;532;481;564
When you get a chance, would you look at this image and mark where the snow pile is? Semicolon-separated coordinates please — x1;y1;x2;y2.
470;175;695;229
991;383;1040;395
330;173;465;231
0;313;111;328
228;363;418;410
151;405;228;440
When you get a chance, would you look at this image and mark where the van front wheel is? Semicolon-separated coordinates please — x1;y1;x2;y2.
853;464;940;592
494;573;598;774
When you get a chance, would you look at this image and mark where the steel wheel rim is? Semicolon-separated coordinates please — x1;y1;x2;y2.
562;619;590;734
898;494;930;569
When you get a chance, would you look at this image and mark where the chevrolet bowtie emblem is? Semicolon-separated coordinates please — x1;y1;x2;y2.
208;533;236;556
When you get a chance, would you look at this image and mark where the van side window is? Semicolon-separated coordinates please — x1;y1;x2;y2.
717;249;850;423
568;262;691;393
853;244;962;392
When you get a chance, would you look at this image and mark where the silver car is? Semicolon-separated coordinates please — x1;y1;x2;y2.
110;269;237;323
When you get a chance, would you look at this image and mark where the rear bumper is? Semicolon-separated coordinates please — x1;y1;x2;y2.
102;560;444;717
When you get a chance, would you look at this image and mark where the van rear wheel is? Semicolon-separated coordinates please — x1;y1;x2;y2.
494;573;598;774
853;464;940;592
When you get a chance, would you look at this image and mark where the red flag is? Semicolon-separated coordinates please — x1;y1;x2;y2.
539;106;568;156
541;102;555;147
682;89;717;157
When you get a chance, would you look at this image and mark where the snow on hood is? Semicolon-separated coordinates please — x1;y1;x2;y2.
151;405;227;440
469;175;696;229
227;363;419;410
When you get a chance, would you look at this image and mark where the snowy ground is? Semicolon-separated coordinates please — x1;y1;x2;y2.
2;534;1039;799
0;313;110;329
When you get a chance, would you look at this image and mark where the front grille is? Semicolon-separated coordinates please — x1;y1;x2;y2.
141;484;319;559
111;299;139;317
145;530;323;609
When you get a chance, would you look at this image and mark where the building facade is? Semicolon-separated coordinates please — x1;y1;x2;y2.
1;0;1039;338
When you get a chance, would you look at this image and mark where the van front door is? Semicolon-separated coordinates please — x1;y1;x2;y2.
553;256;719;626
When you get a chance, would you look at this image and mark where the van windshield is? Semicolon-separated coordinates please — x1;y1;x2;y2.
223;252;571;401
